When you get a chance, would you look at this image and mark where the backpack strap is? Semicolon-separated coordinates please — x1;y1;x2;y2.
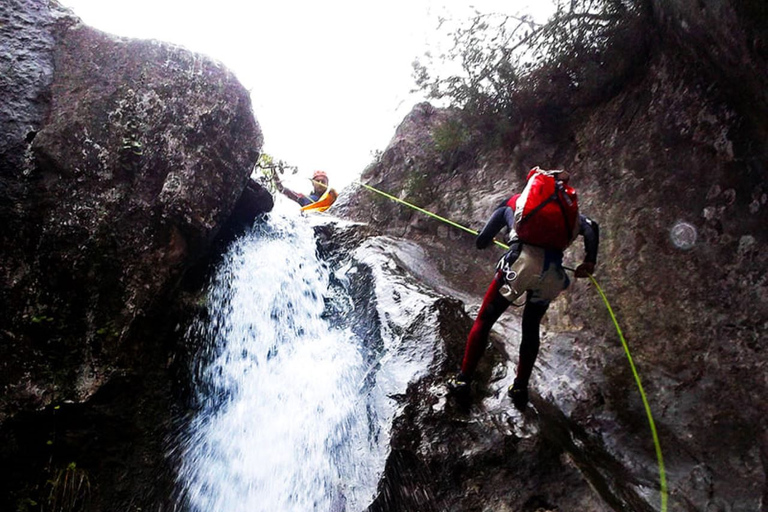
518;192;558;225
554;182;575;243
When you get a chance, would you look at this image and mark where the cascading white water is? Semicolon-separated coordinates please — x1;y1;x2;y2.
173;210;392;512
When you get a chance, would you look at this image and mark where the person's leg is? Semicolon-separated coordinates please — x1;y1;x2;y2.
509;296;549;409
516;298;549;384
459;272;511;380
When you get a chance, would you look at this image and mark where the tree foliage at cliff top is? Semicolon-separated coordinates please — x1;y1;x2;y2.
413;0;647;117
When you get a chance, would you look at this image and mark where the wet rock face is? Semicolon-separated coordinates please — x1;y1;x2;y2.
338;4;768;511
0;0;267;509
314;221;609;511
566;54;768;511
363;305;613;512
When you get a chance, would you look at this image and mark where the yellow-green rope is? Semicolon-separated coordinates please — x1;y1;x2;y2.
357;182;509;250
357;179;668;511
588;274;668;511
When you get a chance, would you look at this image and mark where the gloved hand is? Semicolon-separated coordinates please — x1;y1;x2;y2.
502;242;522;266
574;262;595;278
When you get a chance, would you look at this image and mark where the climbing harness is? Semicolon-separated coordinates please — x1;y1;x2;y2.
495;244;569;307
355;179;668;512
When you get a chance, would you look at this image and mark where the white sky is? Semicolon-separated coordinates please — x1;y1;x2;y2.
58;0;554;190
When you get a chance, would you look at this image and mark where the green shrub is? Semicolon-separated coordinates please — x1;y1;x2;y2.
432;118;470;155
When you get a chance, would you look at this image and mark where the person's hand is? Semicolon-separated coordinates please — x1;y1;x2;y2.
574;262;595;278
272;171;284;192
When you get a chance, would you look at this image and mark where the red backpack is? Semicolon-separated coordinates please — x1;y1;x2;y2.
507;167;579;251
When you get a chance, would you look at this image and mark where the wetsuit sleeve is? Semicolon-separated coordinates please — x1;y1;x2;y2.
476;202;516;249
279;185;312;206
578;215;600;264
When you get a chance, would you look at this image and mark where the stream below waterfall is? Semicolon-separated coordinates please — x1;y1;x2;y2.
170;207;433;512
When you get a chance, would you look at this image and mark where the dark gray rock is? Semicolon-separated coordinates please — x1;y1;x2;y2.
333;102;501;300
652;0;768;120
0;0;264;415
0;0;268;509
228;177;275;231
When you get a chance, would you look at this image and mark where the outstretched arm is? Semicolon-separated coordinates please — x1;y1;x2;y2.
282;188;313;206
476;198;516;249
273;174;312;206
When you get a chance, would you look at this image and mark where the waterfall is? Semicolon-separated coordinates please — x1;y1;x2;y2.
172;211;393;512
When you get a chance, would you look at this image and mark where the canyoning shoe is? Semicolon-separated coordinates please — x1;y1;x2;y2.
508;380;529;411
446;374;471;397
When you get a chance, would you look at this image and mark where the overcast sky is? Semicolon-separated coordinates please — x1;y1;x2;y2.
58;0;554;191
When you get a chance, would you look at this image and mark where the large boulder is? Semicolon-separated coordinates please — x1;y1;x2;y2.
0;0;263;416
0;0;268;509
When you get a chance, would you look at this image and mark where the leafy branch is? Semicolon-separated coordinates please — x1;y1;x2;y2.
413;0;642;116
253;153;298;194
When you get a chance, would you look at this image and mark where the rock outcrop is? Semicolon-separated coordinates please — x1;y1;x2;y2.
337;2;768;510
312;221;610;512
0;0;268;509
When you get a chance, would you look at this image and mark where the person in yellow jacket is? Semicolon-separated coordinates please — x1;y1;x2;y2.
274;170;337;212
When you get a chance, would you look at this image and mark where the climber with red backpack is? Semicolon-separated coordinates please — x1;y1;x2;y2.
448;167;599;410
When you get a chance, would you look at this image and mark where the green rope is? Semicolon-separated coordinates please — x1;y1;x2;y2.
357;179;667;511
587;274;668;511
357;182;509;250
